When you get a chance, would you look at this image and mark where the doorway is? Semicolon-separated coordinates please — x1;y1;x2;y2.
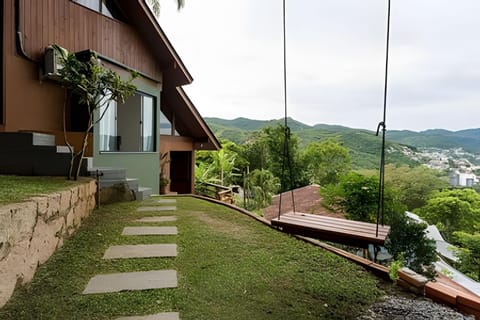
170;151;192;194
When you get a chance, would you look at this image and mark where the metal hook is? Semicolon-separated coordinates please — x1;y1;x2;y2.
376;121;386;136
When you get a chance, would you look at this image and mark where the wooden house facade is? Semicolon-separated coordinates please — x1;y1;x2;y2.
0;0;220;194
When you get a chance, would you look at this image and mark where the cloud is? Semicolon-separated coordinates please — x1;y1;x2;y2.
159;0;480;131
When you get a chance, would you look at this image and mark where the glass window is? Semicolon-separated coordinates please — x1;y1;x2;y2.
99;92;156;152
74;0;126;22
160;110;172;135
75;0;100;12
142;96;155;152
99;98;118;151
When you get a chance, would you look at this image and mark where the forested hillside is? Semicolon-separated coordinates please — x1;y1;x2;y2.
388;129;480;153
206;117;480;169
205;117;418;169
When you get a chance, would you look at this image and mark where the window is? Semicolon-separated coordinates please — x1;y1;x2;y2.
142;96;155;152
159;110;172;135
159;110;180;136
99;97;117;151
74;0;126;22
99;92;156;152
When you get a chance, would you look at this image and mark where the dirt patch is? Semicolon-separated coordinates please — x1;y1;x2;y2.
263;185;345;221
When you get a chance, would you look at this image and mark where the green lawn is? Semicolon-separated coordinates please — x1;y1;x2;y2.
0;197;385;319
0;175;84;204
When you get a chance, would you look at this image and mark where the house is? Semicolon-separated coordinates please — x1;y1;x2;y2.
0;0;220;195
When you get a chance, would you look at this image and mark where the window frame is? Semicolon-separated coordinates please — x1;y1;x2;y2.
72;0;127;22
98;91;157;153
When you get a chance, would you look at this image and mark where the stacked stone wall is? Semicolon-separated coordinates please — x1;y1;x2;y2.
0;180;96;307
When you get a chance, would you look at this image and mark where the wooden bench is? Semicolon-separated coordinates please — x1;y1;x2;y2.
271;212;390;248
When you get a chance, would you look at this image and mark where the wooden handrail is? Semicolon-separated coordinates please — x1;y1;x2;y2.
196;182;234;204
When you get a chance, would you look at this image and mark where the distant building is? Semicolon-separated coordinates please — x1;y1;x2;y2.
449;170;478;187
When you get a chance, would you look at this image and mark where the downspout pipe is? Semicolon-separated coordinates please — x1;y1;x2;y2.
14;0;37;62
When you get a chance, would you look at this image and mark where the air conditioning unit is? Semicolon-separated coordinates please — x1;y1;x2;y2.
41;45;67;81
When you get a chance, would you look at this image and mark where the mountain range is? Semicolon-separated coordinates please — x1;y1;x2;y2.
205;117;480;169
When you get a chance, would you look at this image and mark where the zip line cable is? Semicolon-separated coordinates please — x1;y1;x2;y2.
278;0;296;219
376;0;391;237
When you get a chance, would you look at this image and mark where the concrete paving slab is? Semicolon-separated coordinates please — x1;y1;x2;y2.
116;312;180;320
137;206;177;212
103;244;177;259
122;226;178;236
156;199;177;204
82;270;177;294
135;216;177;223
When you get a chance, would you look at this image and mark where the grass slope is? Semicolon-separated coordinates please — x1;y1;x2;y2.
1;197;383;319
0;175;84;204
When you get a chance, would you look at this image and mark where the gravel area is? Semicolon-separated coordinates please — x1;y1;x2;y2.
359;295;474;319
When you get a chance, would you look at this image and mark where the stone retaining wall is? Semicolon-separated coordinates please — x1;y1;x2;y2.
0;180;96;308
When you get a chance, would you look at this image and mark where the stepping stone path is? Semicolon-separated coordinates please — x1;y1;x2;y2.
103;244;177;259
83;270;177;294
122;226;178;236
156;199;177;204
137;206;177;212
136;216;177;223
83;198;181;318
116;312;180;320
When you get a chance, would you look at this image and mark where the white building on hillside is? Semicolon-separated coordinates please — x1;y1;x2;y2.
450;170;478;187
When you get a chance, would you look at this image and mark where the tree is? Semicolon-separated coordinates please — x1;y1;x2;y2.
262;124;308;192
385;214;437;277
54;45;137;180
241;137;269;172
453;232;480;281
147;0;185;17
322;172;380;222
384;164;448;211
415;189;480;241
245;169;280;210
301;140;351;186
322;171;437;276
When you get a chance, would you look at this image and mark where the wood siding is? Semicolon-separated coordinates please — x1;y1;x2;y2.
20;0;162;79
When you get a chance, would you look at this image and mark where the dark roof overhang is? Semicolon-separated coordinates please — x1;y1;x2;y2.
115;0;193;86
162;86;221;151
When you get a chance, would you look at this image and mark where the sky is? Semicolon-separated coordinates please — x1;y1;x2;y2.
158;0;480;132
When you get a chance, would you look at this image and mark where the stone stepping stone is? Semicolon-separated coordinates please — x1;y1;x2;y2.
116;312;180;320
103;244;177;259
156;199;177;204
122;226;178;236
138;206;177;212
83;270;177;294
135;216;177;223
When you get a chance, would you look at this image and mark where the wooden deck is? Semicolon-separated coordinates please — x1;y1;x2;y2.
271;212;390;248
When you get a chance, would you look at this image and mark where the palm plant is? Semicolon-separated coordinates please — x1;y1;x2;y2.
147;0;185;16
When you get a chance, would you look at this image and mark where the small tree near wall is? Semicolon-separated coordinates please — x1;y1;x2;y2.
53;45;137;180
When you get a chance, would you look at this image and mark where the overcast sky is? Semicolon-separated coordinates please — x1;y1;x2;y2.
158;0;480;132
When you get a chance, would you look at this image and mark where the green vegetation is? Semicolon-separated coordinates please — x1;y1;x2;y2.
453;232;480;281
384;165;448;211
301;140;351;185
321;172;437;275
388;128;480;153
0;175;83;204
388;254;404;282
54;45;137;180
205;117;423;170
0;197;384;319
416;189;480;241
